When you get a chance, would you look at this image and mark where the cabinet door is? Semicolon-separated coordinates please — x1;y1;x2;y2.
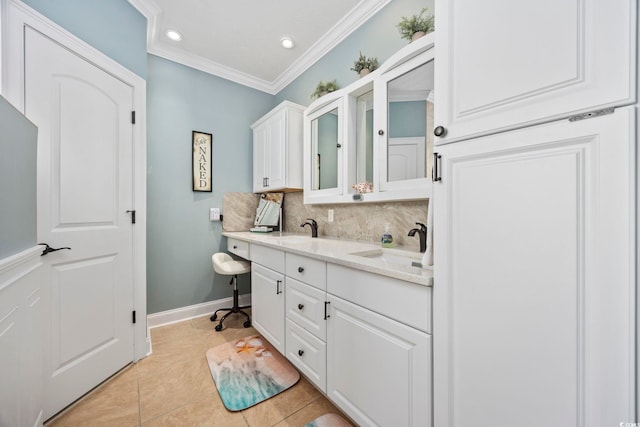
251;263;285;354
434;0;636;144
326;295;431;427
265;109;286;190
303;98;344;203
432;108;636;426
375;49;434;198
252;123;268;192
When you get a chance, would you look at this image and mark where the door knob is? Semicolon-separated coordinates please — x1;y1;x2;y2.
378;129;384;136
434;126;446;137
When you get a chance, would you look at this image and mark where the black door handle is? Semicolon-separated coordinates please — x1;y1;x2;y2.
433;153;442;182
298;349;304;357
39;243;71;256
298;303;304;310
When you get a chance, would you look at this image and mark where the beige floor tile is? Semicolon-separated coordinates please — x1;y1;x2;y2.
137;334;206;379
139;356;216;422
46;371;140;427
150;320;197;344
142;396;248;427
241;377;322;426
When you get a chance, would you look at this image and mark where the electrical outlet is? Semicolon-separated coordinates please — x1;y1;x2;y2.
210;208;221;221
328;209;334;223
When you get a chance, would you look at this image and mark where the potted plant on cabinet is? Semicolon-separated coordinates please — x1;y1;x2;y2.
350;52;379;77
311;80;339;99
397;7;435;42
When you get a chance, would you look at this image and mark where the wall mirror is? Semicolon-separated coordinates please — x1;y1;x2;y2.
310;103;341;191
385;59;434;184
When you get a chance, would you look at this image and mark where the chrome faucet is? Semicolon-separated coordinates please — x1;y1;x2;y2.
408;222;427;253
300;218;318;238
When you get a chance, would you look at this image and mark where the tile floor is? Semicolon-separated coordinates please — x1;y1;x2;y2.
45;312;351;426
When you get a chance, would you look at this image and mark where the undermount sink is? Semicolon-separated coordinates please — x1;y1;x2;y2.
350;248;431;269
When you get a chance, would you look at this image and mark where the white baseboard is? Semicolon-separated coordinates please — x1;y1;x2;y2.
146;294;251;330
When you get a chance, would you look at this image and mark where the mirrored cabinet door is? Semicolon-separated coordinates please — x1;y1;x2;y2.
305;98;343;202
376;50;434;196
353;88;374;194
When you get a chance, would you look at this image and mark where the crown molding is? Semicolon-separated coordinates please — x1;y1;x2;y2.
128;0;391;95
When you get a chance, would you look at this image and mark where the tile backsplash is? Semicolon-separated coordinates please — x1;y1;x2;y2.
283;192;428;251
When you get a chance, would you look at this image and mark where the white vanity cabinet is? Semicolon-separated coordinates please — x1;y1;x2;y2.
231;236;433;426
434;0;636;144
432;108;636;426
250;245;285;354
284;252;328;391
326;264;432;427
252;101;305;192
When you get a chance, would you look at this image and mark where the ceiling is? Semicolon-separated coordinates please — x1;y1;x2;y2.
128;0;392;94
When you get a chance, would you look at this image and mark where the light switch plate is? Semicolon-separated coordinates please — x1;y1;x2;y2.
210;208;221;221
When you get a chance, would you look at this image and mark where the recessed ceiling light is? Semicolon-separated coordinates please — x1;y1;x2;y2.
280;37;295;49
166;29;183;42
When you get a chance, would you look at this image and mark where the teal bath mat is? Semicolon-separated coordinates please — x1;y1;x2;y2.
206;335;299;411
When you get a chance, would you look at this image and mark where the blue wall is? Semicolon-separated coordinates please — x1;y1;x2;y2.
0;96;37;258
146;55;274;313
274;0;434;106
21;0;147;78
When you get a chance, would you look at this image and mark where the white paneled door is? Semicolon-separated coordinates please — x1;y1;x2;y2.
24;27;135;419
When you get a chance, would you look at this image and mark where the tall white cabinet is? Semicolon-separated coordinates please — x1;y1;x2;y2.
252;101;305;193
434;0;636;144
432;0;637;425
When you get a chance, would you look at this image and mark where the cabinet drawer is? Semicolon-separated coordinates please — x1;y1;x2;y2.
285;252;326;290
286;319;326;392
227;238;250;260
327;263;432;333
285;278;326;340
251;244;284;273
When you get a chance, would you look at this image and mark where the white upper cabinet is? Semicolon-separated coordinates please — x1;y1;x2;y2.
252;101;305;193
374;50;434;197
303;97;344;203
303;34;436;204
434;0;637;144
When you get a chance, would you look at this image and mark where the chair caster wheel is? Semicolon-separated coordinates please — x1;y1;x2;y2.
243;321;251;328
215;324;223;332
210;314;217;321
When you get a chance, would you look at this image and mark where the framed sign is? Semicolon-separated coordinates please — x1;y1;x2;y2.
192;131;212;192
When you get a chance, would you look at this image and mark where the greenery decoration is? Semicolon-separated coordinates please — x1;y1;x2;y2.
396;7;435;41
311;80;339;99
350;52;380;74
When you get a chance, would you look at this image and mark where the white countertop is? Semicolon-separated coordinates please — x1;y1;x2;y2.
223;231;433;287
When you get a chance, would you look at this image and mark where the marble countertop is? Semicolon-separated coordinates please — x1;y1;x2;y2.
222;231;433;287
